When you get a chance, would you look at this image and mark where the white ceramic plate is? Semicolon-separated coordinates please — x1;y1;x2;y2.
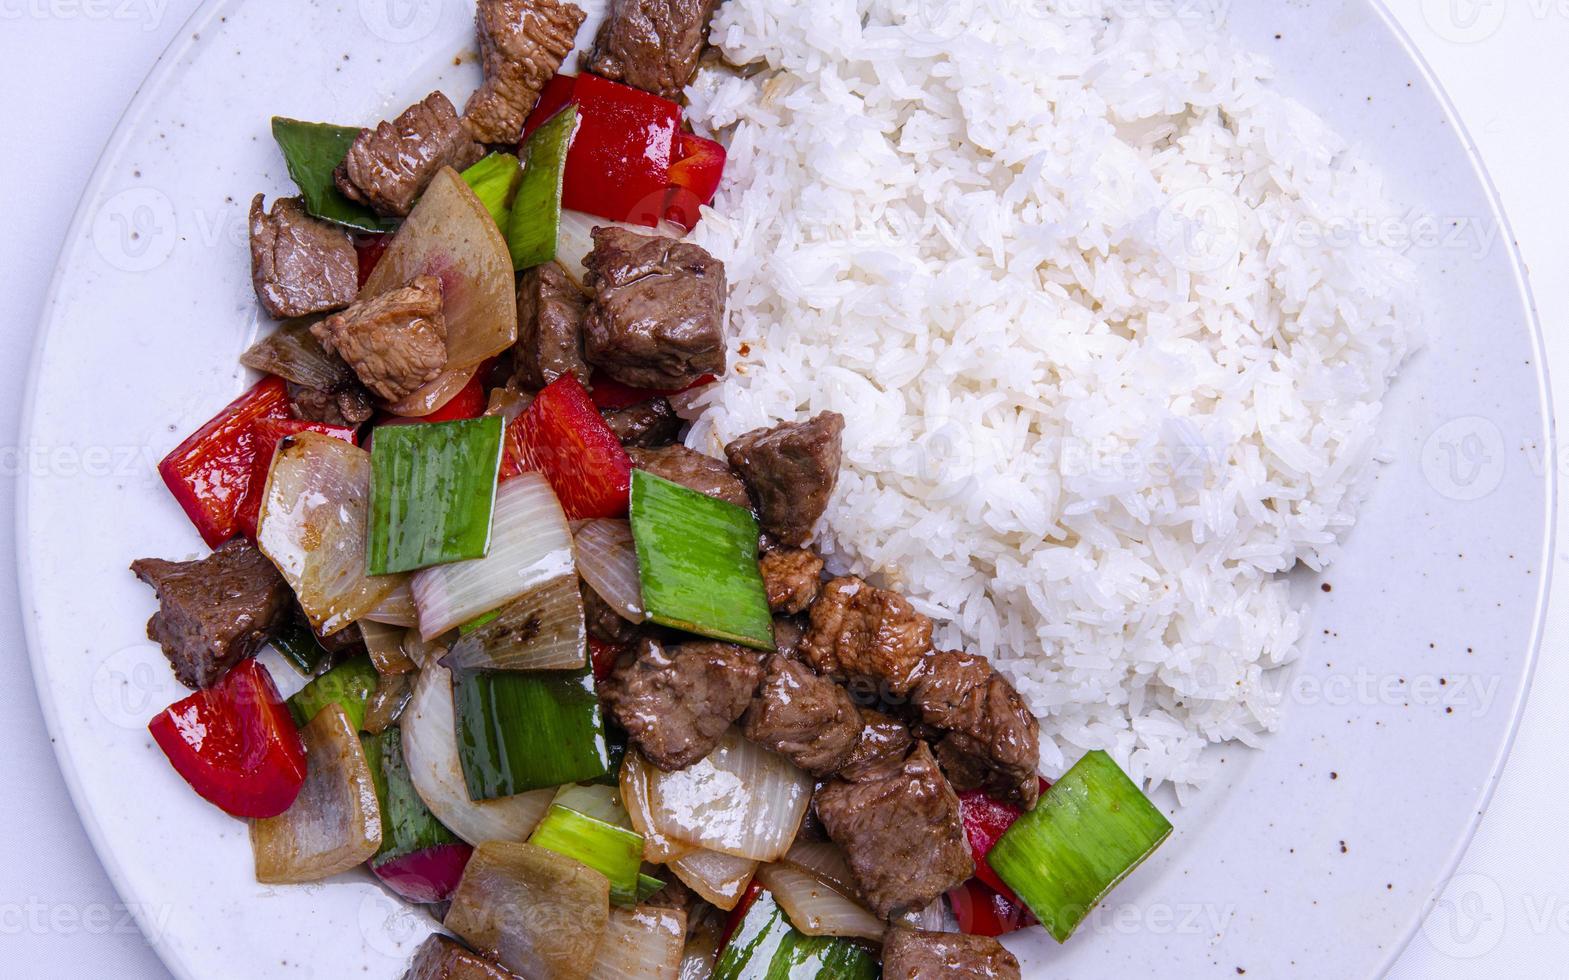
18;1;1553;977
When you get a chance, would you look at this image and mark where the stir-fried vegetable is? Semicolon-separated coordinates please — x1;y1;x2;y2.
956;781;1050;904
400;664;554;846
256;432;406;634
670;848;760;912
445;841;610;980
529;801;649;907
362;728;470;903
441;576;587;672
410;471;575;639
946;878;1034;938
360;620;417;675
574;519;644;624
147;659;306;819
269;619;333;676
508;105;578;270
367;416;504;575
240;320;359;393
665;133;727;232
501;373;632;520
250;703;382;884
987;750;1172;943
287;654;378;730
754;863;883;942
620;747;697;864
364;580;419;628
362;671;413;734
461;152;524;230
629;471;774;650
453;668;610;799
590;905;687;980
270;116;389;232
157;376;293;547
237;417;358;541
712;889;879;980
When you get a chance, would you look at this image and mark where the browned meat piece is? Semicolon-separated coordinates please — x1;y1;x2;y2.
514;261;590;391
759;548;822;615
290;381;375;427
799;577;933;697
742;654;861;777
814;742;974;918
600;636;762;770
771;615;806;659
882;928;1021;980
130;540;292;689
583;0;718;100
914;650;1041;807
837;709;915;782
311;275;449;403
582;580;638;644
627;445;750;509
464;0;587;143
725;413;845;546
583;227;726;390
602;397;681;448
335;92;484;217
643;872;692;912
248;196;358;319
402;934;515;980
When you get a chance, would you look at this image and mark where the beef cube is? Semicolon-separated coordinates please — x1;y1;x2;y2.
514;261;590;391
799;577;933;697
583;227;726;390
402;934;516;980
582;579;638;644
759;547;822;615
742;654;862;777
602;397;681;448
311;275;448;403
814;742;974;918
913;651;1041;807
627;445;750;509
600;636;762;770
130;540;292;689
837;709;915;782
583;0;718;100
882;928;1021;980
771;615;806;659
248;196;358;319
725;413;844;546
289;381;375;427
464;0;586;144
336;92;484;217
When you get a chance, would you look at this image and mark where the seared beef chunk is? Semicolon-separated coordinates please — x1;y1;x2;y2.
725;413;845;546
248;196;358;319
402;934;515;980
582;227;726;390
312;275;448;403
771;615;806;659
742;654;862;776
464;0;586;144
814;742;974;918
759;547;823;615
582;580;638;644
583;0;718;100
627;445;751;509
290;381;375;427
914;650;1041;807
882;928;1021;980
335;92;483;217
514;261;590;391
130;540;291;689
602;398;680;448
316;620;365;656
600;636;762;770
799;576;933;698
838;708;915;782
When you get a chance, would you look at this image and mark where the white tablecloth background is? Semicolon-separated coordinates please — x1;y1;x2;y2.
2;2;1563;976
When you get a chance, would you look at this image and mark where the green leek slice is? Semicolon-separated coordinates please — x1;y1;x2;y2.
362;728;458;865
988;750;1173;943
287;655;379;730
461;152;523;231
712;889;878;980
367;416;504;575
507;105;577;270
270;620;331;676
452;668;610;800
529;803;647;906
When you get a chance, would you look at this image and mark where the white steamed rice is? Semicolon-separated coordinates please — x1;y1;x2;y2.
678;0;1418;793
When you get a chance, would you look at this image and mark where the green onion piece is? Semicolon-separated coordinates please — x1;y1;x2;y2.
368;416;504;575
629;470;775;651
461;152;523;231
587;727;628;788
529;803;647;906
636;873;666;903
988;750;1173;943
270;117;390;232
507;105;577;271
458;609;502;636
287;655;379;730
270;620;331;676
452;668;610;800
362;728;458;865
712;889;879;980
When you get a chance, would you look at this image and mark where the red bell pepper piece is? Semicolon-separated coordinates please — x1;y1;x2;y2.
353;233;389;288
522;73;578;141
719;879;766;950
947;878;1036;938
587;372;717;410
588;636;627;682
146;659;308;819
957;779;1053;902
665;132;727;231
501;373;633;519
236;417;358;541
158;376;294;547
371;842;474;904
377;370;489;427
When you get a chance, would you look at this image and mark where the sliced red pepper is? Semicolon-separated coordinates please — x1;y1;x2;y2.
719;879;766;949
147;659;308;819
158;376;293;547
588;372;717;410
353;233;389;288
947;878;1036;938
377;370;489;427
957;779;1052;903
665;132;727;232
588;637;627;682
236;417;358;541
371;842;474;904
501;373;633;519
522;73;681;228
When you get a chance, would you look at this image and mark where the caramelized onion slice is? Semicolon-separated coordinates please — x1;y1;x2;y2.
446;841;609;980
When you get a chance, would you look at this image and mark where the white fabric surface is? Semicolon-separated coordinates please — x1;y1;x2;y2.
0;2;1563;976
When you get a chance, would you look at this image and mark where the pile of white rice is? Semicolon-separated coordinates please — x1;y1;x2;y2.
679;0;1418;793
